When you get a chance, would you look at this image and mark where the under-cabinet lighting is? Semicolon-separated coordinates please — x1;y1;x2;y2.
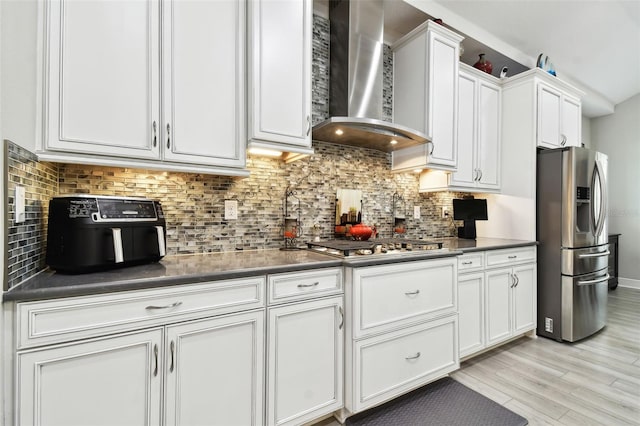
413;169;422;173
248;147;283;157
335;129;344;136
390;139;398;145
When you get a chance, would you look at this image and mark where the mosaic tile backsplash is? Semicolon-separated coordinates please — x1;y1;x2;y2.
5;14;465;288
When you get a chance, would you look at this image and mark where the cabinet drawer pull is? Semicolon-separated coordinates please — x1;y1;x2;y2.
461;261;473;265
297;281;319;288
404;290;420;296
145;301;183;310
153;344;158;377
508;255;517;259
405;352;421;360
338;306;344;330
169;340;175;373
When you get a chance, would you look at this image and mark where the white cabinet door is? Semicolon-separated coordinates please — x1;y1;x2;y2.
249;0;312;149
17;329;163;426
267;296;343;426
512;263;537;334
485;267;512;346
45;0;161;159
450;72;476;187
392;21;462;172
164;311;264;426
458;272;485;358
537;83;562;149
162;0;246;168
476;80;501;190
427;29;459;168
562;95;582;147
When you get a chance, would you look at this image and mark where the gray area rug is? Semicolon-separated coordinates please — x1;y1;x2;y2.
345;377;528;426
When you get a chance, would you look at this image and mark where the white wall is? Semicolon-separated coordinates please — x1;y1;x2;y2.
581;116;591;148
591;93;640;285
1;0;39;151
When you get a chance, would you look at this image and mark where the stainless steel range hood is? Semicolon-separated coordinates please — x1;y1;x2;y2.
312;0;428;153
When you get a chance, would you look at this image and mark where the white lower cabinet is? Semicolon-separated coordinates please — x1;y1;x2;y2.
458;272;485;357
164;312;264;426
14;278;266;426
344;258;459;416
267;296;343;426
457;246;537;359
17;329;163;426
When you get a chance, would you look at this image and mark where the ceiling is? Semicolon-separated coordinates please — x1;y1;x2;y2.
315;0;640;118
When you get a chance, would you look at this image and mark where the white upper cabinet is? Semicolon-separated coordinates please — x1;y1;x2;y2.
40;0;247;176
392;21;464;172
44;0;161;160
420;64;501;193
248;0;313;154
537;78;582;149
162;0;246;169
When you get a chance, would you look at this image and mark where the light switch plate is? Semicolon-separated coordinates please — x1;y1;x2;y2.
15;185;26;223
224;199;238;220
414;206;420;219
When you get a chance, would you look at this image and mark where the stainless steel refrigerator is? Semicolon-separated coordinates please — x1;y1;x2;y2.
537;146;609;342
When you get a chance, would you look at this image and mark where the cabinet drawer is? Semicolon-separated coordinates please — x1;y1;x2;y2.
353;315;458;412
352;258;456;338
267;268;342;304
485;246;536;268
458;253;484;271
16;277;265;349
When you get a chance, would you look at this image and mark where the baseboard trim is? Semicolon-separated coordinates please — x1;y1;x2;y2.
618;277;640;290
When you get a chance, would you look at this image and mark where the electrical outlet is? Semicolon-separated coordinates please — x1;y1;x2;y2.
15;185;26;223
442;206;449;219
414;206;420;219
224;199;238;220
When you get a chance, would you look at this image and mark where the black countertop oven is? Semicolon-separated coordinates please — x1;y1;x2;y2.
46;195;166;273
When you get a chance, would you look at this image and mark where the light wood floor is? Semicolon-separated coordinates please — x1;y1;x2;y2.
315;286;640;426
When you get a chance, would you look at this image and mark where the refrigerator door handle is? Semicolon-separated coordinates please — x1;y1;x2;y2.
577;274;611;286
591;160;607;238
578;250;610;258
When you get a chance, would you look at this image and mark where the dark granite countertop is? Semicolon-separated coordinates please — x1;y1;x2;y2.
3;250;343;302
4;237;536;302
437;237;538;253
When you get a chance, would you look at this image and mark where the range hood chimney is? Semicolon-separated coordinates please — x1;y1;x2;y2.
312;0;428;153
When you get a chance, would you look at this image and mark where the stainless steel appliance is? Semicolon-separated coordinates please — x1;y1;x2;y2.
537;147;609;342
307;238;445;258
46;195;166;273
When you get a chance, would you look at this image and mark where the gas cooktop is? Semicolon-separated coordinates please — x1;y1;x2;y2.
307;238;444;257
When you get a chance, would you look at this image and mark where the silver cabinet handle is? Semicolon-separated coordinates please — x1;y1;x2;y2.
166;123;171;149
578;274;610;286
508;255;517;259
153;344;158;377
510;273;516;288
405;290;420;296
560;134;567;146
472;169;478;181
338;306;344;330
579;251;610;258
169;340;175;373
306;115;311;136
111;228;124;263
478;169;483;181
152;121;157;147
297;281;319;288
145;301;183;310
514;273;519;287
405;352;421;360
428;141;434;155
461;261;473;265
